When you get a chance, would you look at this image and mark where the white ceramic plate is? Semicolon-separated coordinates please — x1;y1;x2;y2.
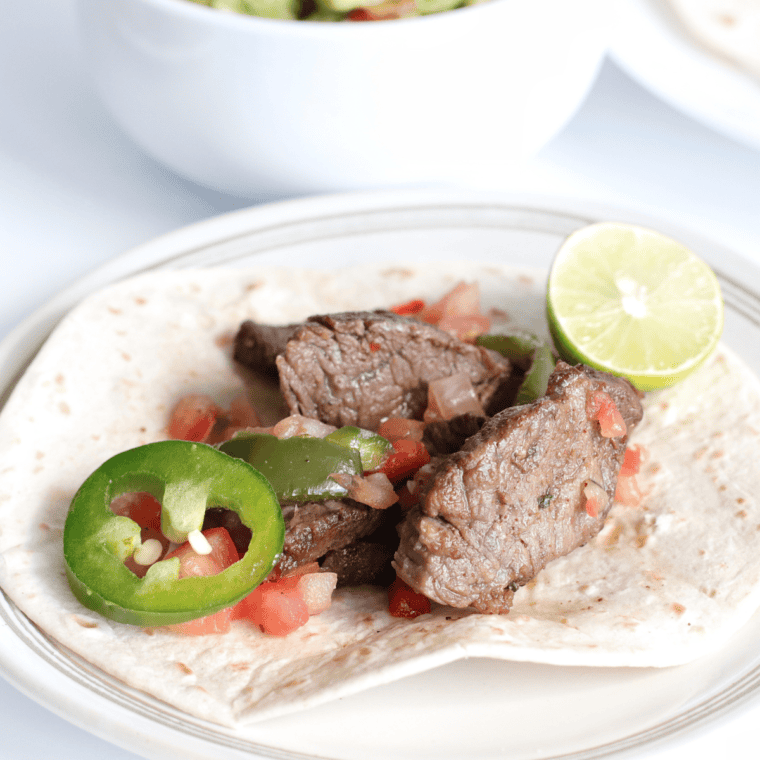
610;0;760;151
3;189;760;760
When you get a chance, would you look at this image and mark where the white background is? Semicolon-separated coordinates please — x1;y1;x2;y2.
2;1;760;758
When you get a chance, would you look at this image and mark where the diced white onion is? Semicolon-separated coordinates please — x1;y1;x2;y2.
133;539;163;566
425;373;485;423
188;529;212;555
297;572;338;615
272;414;337;439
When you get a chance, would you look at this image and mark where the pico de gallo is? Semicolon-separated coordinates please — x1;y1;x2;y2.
187;0;486;23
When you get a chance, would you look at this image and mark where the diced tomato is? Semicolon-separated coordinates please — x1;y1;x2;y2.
388;577;431;619
582;479;607;519
420;281;482;326
166;606;234;636
377;417;425;443
161;528;240;636
110;491;162;531
587;391;627;438
377;438;431;483
395;481;419;511
436;313;491;343
234;578;310;636
346;7;375;20
615;474;643;506
620;444;643;477
167;394;221;442
391;298;426;316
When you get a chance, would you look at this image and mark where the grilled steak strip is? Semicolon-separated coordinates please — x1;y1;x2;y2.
234;321;299;378
274;311;511;430
278;499;388;576
393;362;644;614
423;413;487;457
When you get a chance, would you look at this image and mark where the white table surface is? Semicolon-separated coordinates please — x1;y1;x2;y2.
2;1;760;758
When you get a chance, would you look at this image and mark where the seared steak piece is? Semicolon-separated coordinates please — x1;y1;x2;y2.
274;311;511;430
423;413;487;457
234;321;299;378
278;499;388;575
321;541;396;587
393;362;644;614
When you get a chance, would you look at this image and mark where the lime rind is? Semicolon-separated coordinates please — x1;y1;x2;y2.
546;222;724;391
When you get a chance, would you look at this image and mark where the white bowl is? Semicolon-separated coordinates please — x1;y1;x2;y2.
77;0;608;198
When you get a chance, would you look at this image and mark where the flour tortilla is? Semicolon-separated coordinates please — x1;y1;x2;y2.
1;263;760;727
666;0;760;80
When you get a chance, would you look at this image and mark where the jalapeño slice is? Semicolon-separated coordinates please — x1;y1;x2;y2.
63;440;284;626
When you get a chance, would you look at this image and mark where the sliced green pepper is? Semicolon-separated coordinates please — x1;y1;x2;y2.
63;440;284;627
324;426;393;471
218;432;364;502
477;331;557;405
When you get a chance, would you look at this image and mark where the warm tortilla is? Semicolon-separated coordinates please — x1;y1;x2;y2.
1;263;760;726
666;0;760;80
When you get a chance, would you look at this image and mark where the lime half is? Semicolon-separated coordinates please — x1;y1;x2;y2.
546;222;724;391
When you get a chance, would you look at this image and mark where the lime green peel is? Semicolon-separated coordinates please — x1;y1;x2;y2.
546;222;724;391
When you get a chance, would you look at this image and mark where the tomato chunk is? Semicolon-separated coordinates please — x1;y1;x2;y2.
620;444;643;477
377;439;431;483
391;298;426;316
161;528;240;636
388;577;431;619
235;578;310;636
587;391;627;438
167;394;221;442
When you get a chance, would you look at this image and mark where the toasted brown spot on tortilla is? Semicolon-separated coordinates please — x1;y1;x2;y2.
601;521;623;548
710;450;725;459
107;306;122;315
72;616;98;629
736;510;748;519
58;402;70;415
134;297;147;305
39;523;50;531
176;662;193;676
229;662;251;671
717;13;736;25
121;352;132;362
244;280;264;292
671;603;687;615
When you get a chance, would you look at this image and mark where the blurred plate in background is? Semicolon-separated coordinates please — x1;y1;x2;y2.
610;0;760;151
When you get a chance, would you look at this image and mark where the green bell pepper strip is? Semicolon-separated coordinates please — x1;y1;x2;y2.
477;331;557;405
63;440;284;627
218;432;364;503
324;426;393;471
